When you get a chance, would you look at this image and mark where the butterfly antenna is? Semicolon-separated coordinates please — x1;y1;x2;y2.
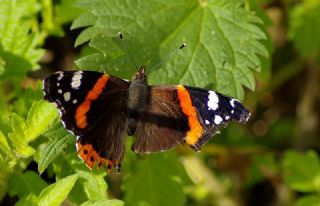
118;32;139;70
150;43;187;72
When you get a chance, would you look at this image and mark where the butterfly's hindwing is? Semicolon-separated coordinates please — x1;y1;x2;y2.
132;86;189;153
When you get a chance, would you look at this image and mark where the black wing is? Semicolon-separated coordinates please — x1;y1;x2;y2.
43;71;130;171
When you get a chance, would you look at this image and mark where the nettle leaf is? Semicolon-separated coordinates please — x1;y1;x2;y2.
8;171;48;198
73;0;268;99
0;0;44;78
37;125;74;174
289;0;320;56
123;152;191;206
282;151;320;192
37;174;78;206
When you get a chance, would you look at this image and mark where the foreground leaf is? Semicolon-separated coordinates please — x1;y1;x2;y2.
37;125;74;174
37;174;78;206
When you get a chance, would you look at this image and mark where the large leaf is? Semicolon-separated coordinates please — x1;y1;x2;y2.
73;0;268;99
123;152;191;206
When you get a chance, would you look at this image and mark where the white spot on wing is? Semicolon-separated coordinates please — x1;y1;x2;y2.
71;71;83;89
214;115;223;124
58;89;62;94
63;92;71;102
72;99;78;104
231;110;234;114
205;120;210;125
225;116;230;120
57;72;64;81
207;91;219;110
230;99;239;108
57;83;60;86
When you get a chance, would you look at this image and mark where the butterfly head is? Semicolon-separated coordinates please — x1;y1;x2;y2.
132;65;147;83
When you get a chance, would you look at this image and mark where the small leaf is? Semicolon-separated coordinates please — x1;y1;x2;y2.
81;200;124;206
37;174;78;206
8;171;48;198
37;126;74;174
282;151;320;192
26;100;58;142
8;113;27;148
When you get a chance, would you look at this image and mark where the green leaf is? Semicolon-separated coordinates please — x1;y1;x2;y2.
8;171;48;198
78;171;108;201
123;152;190;206
26;100;58;142
282;151;320;192
8;113;28;149
0;0;44;78
295;195;320;206
73;0;268;99
81;200;124;206
15;194;38;206
0;130;11;155
289;0;320;56
37;174;78;206
37;126;74;174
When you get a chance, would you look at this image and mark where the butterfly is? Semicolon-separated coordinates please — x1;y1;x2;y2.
43;65;250;172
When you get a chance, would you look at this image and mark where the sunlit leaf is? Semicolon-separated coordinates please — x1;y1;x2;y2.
37;174;78;206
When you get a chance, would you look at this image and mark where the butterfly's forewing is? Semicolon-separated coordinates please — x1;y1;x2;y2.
43;71;130;170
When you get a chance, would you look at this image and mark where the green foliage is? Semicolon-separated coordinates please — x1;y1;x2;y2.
0;0;44;78
283;151;320;192
123;152;191;206
289;0;320;57
1;0;320;205
73;0;267;99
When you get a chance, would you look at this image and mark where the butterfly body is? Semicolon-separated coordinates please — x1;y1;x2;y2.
43;66;250;172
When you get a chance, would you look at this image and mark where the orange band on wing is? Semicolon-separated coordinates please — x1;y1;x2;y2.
76;142;112;171
75;74;109;129
176;85;203;145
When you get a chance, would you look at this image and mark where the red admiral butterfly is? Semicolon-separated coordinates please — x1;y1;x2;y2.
43;66;250;172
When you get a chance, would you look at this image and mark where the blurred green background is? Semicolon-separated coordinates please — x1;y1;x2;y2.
0;0;320;205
